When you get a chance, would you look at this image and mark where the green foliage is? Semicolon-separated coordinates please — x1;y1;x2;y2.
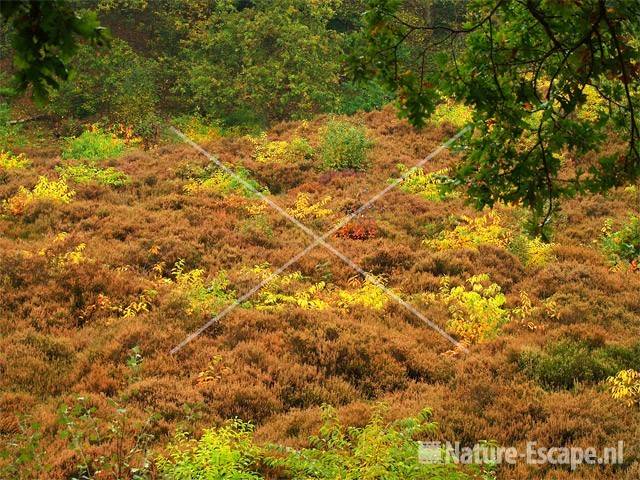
158;406;471;480
0;417;46;479
268;405;465;479
168;260;236;316
0;1;110;102
393;164;458;201
172;115;221;143
336;78;394;115
601;216;640;266
56;162;129;187
175;0;343;127
320;120;372;171
0;0;392;135
439;274;510;345
62;128;126;161
354;0;640;229
431;100;474;129
508;234;556;269
157;420;262;480
56;396;156;479
519;340;640;390
245;263;328;311
183;166;269;198
424;211;508;251
49;39;159;138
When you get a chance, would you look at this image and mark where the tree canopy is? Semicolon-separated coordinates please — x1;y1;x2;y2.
0;0;110;102
352;0;640;232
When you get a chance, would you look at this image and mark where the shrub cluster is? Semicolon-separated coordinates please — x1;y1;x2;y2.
252;135;314;164
287;193;333;221
3;176;75;215
0;150;30;170
62;128;126;161
518;340;640;390
439;274;510;345
320;120;372;171
424;211;508;251
184;167;269;198
601;215;640;268
158;406;474;480
393;164;457;201
607;369;640;407
56;163;130;187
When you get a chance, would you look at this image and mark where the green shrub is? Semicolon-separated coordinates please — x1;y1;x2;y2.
320;120;372;171
269;406;470;479
518;340;640;390
49;40;160;139
172;115;221;143
183;164;269;198
393;163;458;201
158;419;261;480
168;260;236;316
158;406;475;479
337;79;394;115
431;100;474;128
601;215;640;266
62;129;126;161
56;163;130;187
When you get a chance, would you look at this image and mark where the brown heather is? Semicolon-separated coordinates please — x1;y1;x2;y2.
1;106;639;478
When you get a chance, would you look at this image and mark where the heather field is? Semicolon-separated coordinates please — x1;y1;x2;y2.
1;107;639;479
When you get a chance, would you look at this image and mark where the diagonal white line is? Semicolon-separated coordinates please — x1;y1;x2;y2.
169;125;470;354
170;238;323;354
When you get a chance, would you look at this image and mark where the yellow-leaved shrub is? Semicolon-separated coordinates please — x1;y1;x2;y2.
607;369;640;407
4;176;75;215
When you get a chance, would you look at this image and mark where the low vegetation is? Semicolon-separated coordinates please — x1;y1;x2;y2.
608;370;640;407
3;176;75;215
56;163;130;187
320;120;372;171
0;150;30;170
601;215;640;269
252;135;314;164
183;167;268;198
62;128;126;161
158;406;475;480
393;164;457;201
1;0;639;476
1;109;639;479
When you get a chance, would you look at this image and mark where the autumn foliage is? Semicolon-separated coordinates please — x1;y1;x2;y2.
1;108;639;479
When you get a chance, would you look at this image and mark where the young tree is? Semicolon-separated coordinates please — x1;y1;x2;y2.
352;0;640;232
